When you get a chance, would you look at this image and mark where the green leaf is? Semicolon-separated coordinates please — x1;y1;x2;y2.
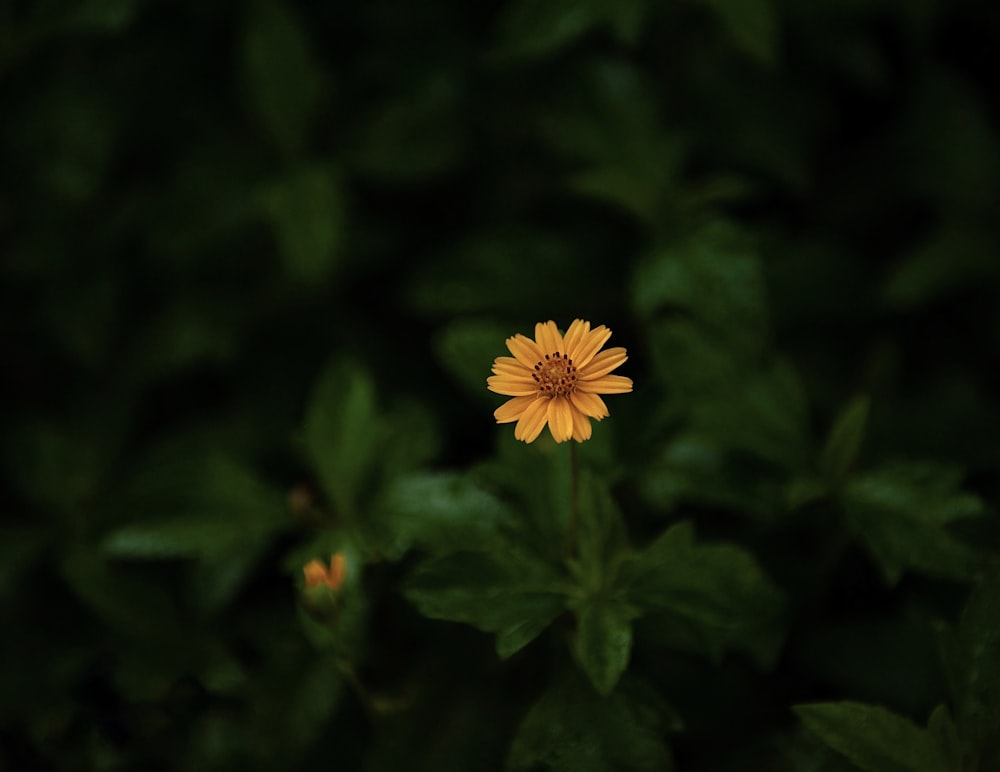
628;522;785;667
926;705;961;771
495;0;599;59
939;573;1000;763
572;598;636;695
434;319;512;399
507;673;675;771
675;173;759;212
821;395;870;485
405;229;573;317
538;60;681;221
792;614;946;720
241;0;324;153
379;398;441;476
843;462;986;584
260;165;345;284
103;518;256;560
62;0;144;34
61;549;180;636
282;657;347;754
101;453;286;560
303;359;379;518
475;435;601;566
632;227;769;356
573;470;630;592
568;167;661;223
240;649;349;762
704;0;778;65
794;702;952;772
494;0;648;60
374;472;513;558
189;543;269;616
496;613;563;661
645;319;742;402
637;434;786;522
127;297;242;381
883;223;1000;311
349;71;465;181
690;358;810;472
404;550;565;659
540;60;660;165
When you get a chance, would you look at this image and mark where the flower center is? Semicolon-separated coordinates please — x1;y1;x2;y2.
531;352;577;397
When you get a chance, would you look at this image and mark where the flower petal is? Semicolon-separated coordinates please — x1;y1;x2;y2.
547;396;574;442
563;319;590;361
514;397;550;443
506;334;545;368
573;325;613;368
535;320;564;356
495;395;536;423
491;357;529;377
491;365;532;380
487;375;539;396
489;374;537;386
579;347;627;380
570;390;609;419
571;407;593;442
577;374;633;394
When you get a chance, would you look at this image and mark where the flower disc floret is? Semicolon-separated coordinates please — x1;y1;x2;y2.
532;352;577;396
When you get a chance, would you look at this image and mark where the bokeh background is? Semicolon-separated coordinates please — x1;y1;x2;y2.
2;0;1000;769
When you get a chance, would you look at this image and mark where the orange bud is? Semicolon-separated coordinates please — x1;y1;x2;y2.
303;553;347;590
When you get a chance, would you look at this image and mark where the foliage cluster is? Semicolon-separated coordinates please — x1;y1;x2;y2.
2;0;999;769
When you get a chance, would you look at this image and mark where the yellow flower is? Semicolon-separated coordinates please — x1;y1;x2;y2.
303;553;347;590
487;319;632;443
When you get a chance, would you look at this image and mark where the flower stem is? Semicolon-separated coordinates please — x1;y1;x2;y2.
338;659;378;718
566;441;579;557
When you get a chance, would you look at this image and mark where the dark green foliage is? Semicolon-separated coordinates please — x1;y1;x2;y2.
821;395;870;487
405;549;566;660
303;358;379;520
938;573;1000;769
843;462;988;584
794;702;954;772
507;673;676;772
3;0;1000;769
240;0;325;155
628;522;786;668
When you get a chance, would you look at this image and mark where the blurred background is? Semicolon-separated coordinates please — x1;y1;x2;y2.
1;0;999;769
